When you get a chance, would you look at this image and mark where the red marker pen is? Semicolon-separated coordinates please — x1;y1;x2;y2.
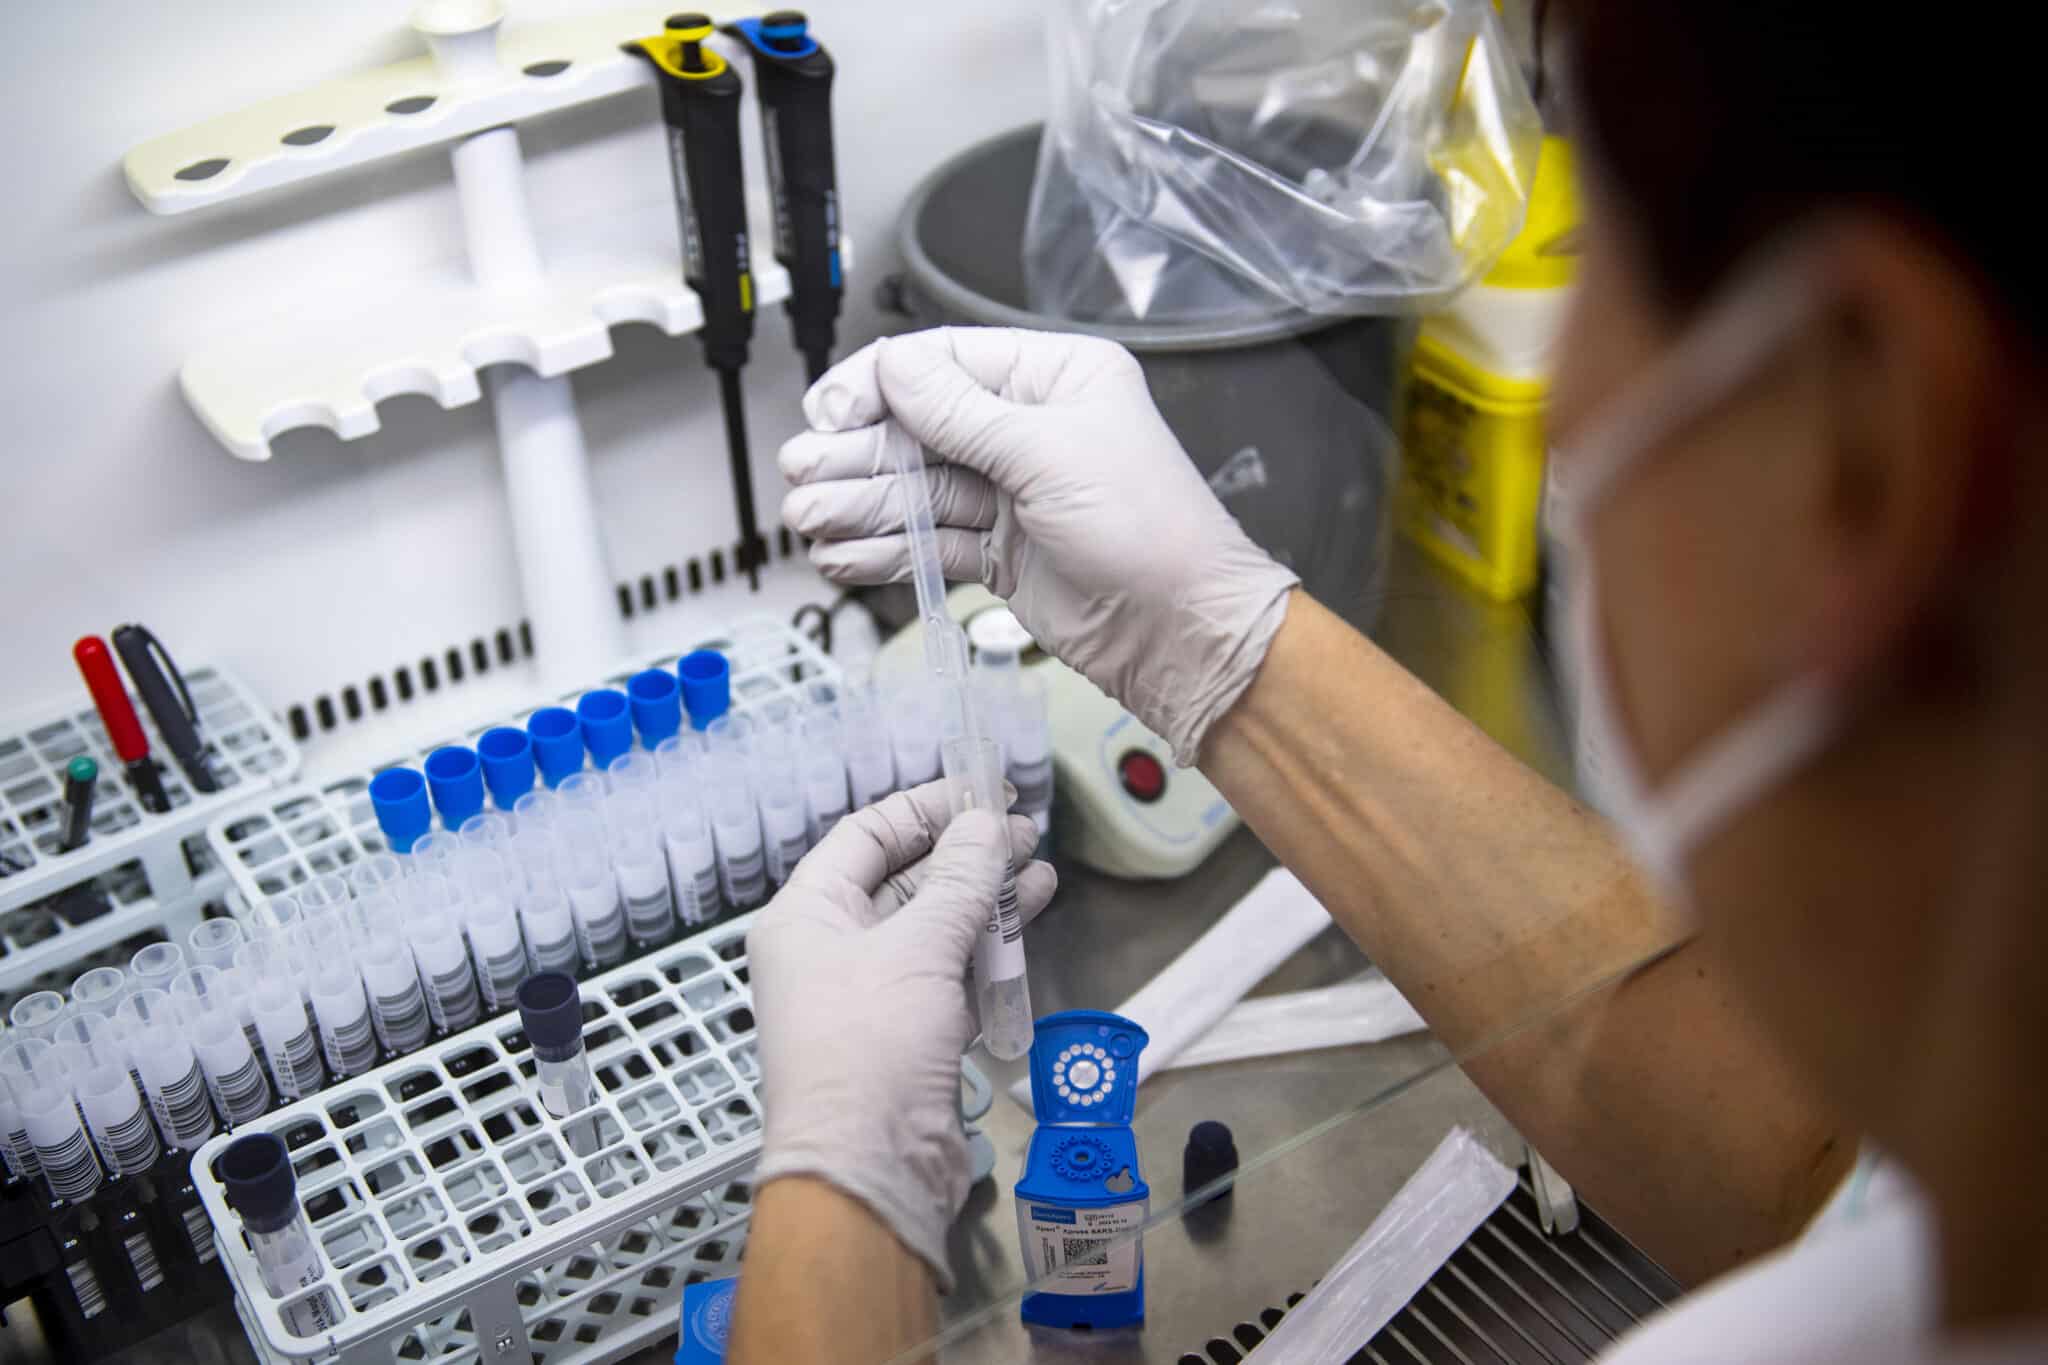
74;635;171;814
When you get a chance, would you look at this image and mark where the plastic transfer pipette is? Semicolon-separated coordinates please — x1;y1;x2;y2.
882;420;1034;1060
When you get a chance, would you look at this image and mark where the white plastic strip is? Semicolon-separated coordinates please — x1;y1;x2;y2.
1158;973;1426;1074
1248;1126;1516;1362
1006;867;1331;1108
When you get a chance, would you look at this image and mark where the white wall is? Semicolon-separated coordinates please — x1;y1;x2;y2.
0;1;1046;754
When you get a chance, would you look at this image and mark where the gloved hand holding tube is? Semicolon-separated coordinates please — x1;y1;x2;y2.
780;327;1300;765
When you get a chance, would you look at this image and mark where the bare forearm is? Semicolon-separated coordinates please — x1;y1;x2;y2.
1202;591;1852;1281
728;1178;938;1365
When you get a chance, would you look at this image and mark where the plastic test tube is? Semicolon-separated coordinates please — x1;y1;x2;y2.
750;718;812;886
52;1012;160;1178
457;847;530;1014
887;679;944;789
351;901;431;1055
301;920;378;1079
606;755;676;947
943;735;1035;1060
2;1036;102;1202
556;772;609;819
9;990;68;1043
0;1046;40;1183
187;918;246;972
295;873;352;931
130;941;189;998
516;972;594;1119
114;988;217;1150
799;702;852;841
653;742;720;929
703;726;768;911
402;875;483;1034
217;1133;340;1337
514;859;582;977
979;649;1055;838
553;810;627;970
236;938;327;1101
839;686;898;812
169;967;272;1125
70;966;129;1020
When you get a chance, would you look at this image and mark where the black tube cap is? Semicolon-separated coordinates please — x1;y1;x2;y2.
517;972;584;1063
1184;1120;1239;1200
219;1133;297;1234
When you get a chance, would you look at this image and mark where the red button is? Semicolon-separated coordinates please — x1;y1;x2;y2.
1117;749;1166;803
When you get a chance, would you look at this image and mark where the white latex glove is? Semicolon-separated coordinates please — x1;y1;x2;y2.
747;780;1056;1290
780;326;1299;765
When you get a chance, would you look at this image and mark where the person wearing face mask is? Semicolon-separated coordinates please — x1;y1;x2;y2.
728;4;2047;1362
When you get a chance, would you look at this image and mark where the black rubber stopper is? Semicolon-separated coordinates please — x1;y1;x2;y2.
1184;1120;1239;1201
218;1132;297;1234
517;972;584;1063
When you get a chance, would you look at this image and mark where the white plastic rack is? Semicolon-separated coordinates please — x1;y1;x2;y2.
206;617;835;911
196;914;762;1365
0;665;300;994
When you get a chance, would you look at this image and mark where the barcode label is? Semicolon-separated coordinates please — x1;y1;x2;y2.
153;1061;218;1148
426;961;481;1032
93;1102;161;1176
1009;758;1053;817
479;942;528;1013
579;908;627;969
3;1126;41;1181
810;804;848;842
1062;1236;1108;1267
529;931;579;975
993;869;1023;944
766;833;809;885
125;1231;165;1293
372;982;430;1054
67;1260;106;1319
624;885;675;943
268;1029;327;1100
182;1202;218;1264
320;1008;378;1078
207;1052;271;1124
850;768;892;810
35;1124;102;1203
673;861;721;927
720;846;766;908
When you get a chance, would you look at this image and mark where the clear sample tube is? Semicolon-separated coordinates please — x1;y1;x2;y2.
249;892;302;941
943;735;1035;1060
457;847;530;1013
554;811;627;970
114;988;216;1150
841;686;898;810
70;966;129;1020
169;967;272;1125
351;901;431;1055
187;918;246;972
401;876;482;1034
9;990;68;1043
511;787;559;839
1;1036;101;1202
217;1133;340;1337
799;704;853;841
236;938;326;1101
293;873;351;931
656;773;721;929
516;972;597;1157
349;853;406;903
52;1013;160;1178
608;801;677;949
129;941;187;999
704;749;768;911
751;720;812;886
516;868;582;976
556;772;609;819
301;921;378;1079
0;1040;47;1183
978;648;1055;838
653;731;704;781
605;751;660;801
409;831;462;882
458;811;513;853
887;679;944;789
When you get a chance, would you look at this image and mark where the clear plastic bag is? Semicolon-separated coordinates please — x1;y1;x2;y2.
1024;0;1543;324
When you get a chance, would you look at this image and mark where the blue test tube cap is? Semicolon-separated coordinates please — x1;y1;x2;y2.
526;706;583;789
678;650;731;731
627;668;683;748
424;745;485;829
368;767;431;854
577;689;633;768
477;727;535;810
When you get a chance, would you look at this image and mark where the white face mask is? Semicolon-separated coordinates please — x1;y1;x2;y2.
1555;247;1839;902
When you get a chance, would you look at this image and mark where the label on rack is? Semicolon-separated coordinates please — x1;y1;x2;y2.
125;1231;165;1293
66;1259;106;1319
1021;1201;1145;1295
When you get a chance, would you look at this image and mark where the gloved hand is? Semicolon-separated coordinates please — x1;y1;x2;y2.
748;780;1056;1290
780;326;1299;765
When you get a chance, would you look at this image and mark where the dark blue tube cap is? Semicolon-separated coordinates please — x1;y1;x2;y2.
526;707;582;789
516;971;584;1064
577;689;632;768
424;746;484;829
369;767;432;853
678;650;731;731
218;1132;297;1234
627;669;683;748
477;727;535;810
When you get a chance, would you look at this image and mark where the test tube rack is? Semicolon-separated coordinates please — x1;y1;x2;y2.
120;2;852;691
205;616;834;911
193;915;761;1365
0;665;300;996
